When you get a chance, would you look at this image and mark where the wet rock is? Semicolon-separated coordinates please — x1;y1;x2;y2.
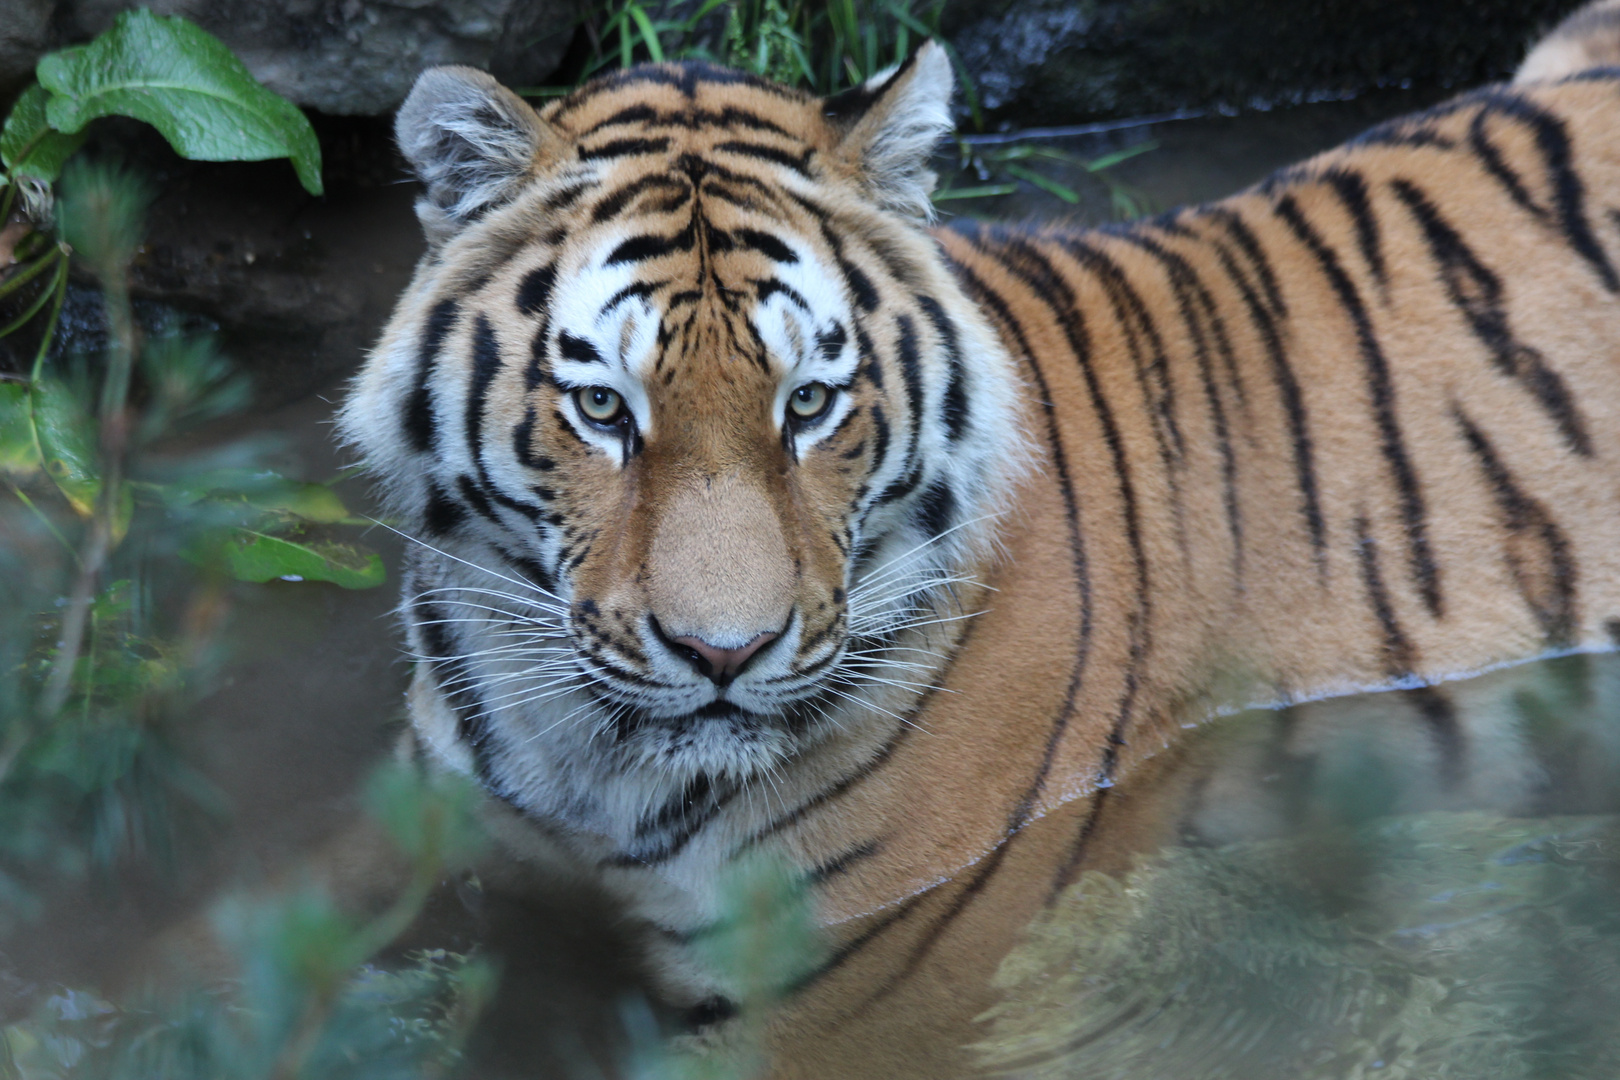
3;0;587;115
0;0;53;102
944;0;1590;129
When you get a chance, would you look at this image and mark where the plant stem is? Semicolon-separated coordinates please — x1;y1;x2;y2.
43;270;136;714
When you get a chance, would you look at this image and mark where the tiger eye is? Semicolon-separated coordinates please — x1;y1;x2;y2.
788;383;832;421
576;386;623;424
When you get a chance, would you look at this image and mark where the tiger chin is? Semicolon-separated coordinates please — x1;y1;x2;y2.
341;0;1620;1059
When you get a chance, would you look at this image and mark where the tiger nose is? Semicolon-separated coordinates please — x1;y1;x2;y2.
667;631;779;686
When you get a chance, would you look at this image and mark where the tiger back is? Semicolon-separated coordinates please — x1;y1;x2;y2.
339;3;1620;1075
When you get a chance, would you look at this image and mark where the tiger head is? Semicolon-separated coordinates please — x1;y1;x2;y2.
342;45;1026;840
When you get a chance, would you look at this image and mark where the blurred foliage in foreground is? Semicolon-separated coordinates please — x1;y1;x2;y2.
976;652;1620;1080
0;765;494;1080
978;811;1620;1080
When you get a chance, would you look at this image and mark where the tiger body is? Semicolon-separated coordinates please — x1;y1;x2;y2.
340;5;1620;1073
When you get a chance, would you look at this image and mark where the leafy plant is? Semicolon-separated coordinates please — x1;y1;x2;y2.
522;0;979;120
0;764;495;1080
0;9;323;390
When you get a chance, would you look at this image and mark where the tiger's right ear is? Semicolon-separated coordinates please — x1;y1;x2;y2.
395;66;558;244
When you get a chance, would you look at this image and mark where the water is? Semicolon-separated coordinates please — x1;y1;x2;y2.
12;88;1620;1079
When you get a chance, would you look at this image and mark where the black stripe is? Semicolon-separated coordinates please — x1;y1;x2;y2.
634;772;713;838
465;313;502;464
711;140;813;177
1201;226;1327;567
606;216;698;265
1209;208;1287;318
915;295;969;442
816;321;848;363
870;314;924;507
542;181;594;214
604;280;663;313
557;331;605;365
1321;167;1387;289
552;63;803;122
577;103;659;135
404;299;459;453
1467;89;1618;292
413;601;490;754
456;472;499;524
755;277;810;311
1390;178;1592;457
1056;237;1184;466
1113;231;1244;579
579;136;670;162
1353;514;1416;677
913;480;956;541
422;479;466;536
808;838;882;884
732;227;798;263
516;263;558;317
1405;686;1465;789
1276;193;1442;618
1453;406;1578;645
590;174;689;223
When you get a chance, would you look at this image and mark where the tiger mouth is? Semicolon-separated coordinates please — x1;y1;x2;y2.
609;697;819;740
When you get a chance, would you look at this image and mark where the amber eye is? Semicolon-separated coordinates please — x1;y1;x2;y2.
788;382;833;422
575;386;624;426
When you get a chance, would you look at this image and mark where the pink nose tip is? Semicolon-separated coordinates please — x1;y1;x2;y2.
671;631;779;684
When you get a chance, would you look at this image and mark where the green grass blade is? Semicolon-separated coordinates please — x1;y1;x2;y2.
933;183;1018;201
1002;163;1081;203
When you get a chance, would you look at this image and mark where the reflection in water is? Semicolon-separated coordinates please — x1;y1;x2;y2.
974;653;1620;1079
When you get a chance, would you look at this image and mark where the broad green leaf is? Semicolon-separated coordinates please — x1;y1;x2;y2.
27;379;135;539
0;382;42;475
37;10;323;195
223;528;385;589
29;379;98;515
0;85;86;182
246;479;351;523
157;469;352;523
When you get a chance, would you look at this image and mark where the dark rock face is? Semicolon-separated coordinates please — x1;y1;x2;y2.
0;0;53;101
945;0;1591;128
3;0;587;115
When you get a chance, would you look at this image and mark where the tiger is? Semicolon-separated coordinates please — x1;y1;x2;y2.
337;2;1620;1074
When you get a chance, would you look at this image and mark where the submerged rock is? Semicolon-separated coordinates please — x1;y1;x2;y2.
945;0;1591;128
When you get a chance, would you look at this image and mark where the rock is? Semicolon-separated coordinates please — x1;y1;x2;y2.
2;0;588;116
944;0;1591;129
0;0;53;102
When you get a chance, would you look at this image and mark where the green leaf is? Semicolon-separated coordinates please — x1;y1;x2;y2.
0;85;86;183
1002;163;1080;204
29;379;99;515
932;183;1018;202
246;479;351;524
0;381;42;476
36;10;323;195
222;528;385;589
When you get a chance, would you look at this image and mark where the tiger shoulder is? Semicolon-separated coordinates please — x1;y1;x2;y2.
335;2;1620;1075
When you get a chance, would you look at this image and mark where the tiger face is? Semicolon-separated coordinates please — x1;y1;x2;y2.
342;46;1025;839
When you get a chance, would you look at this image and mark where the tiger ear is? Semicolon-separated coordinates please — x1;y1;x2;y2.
823;41;955;220
395;66;557;244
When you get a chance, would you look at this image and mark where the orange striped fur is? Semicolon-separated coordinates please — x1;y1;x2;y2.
340;4;1620;1073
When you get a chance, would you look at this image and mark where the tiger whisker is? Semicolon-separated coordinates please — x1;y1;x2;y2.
818;685;931;734
847;512;1003;594
369;517;571;605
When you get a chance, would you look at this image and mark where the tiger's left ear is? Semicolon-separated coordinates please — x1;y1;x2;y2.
823;41;955;220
